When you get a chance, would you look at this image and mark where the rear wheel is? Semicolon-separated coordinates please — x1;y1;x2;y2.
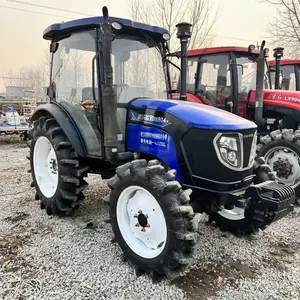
29;115;89;215
208;157;275;236
257;129;300;199
105;159;199;280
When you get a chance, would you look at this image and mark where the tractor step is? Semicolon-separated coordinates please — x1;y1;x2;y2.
245;180;295;223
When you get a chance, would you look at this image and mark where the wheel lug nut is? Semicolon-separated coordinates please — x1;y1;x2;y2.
138;210;142;214
135;223;139;227
134;214;138;218
141;228;145;232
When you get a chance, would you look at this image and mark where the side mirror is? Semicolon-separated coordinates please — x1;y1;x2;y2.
50;41;59;53
47;82;56;99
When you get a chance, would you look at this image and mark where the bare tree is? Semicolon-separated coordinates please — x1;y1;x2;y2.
261;0;300;57
129;0;221;51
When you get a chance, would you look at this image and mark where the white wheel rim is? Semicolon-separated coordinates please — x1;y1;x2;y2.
264;147;300;185
116;185;167;259
33;136;59;198
217;206;245;220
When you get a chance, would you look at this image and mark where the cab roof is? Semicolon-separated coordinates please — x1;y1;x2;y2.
268;59;300;66
43;16;168;40
187;46;260;57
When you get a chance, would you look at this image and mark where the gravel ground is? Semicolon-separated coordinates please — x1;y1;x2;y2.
1;136;300;299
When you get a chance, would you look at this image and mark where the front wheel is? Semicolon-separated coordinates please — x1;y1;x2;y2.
208;157;275;236
105;159;199;279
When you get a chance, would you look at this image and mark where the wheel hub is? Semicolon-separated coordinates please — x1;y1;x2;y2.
50;158;58;174
265;148;300;185
135;210;150;231
116;186;167;259
273;157;293;179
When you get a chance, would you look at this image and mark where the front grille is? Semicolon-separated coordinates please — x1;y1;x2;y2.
242;131;256;169
181;128;257;185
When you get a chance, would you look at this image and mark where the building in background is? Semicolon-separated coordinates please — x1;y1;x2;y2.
5;86;31;100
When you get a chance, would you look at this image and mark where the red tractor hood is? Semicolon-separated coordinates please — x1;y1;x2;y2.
249;89;300;111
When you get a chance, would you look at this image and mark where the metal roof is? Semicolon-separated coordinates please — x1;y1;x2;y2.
43;16;168;40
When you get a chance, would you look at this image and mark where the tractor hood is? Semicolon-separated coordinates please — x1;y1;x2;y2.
130;99;257;130
249;89;300;110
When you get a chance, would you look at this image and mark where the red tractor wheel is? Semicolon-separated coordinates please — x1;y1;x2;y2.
257;129;300;200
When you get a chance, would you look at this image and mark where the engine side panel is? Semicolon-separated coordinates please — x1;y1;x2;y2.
248;89;300;111
127;123;181;181
247;89;300;126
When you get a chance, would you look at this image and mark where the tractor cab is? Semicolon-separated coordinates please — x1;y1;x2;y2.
45;13;170;158
268;59;300;91
176;45;270;117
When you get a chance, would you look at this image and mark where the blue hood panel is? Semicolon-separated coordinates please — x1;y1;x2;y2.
130;99;257;130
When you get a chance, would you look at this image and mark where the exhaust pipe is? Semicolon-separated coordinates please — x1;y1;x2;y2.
254;40;266;127
273;47;284;89
176;22;192;101
100;6;133;164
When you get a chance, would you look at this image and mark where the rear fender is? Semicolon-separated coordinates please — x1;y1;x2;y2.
31;103;101;158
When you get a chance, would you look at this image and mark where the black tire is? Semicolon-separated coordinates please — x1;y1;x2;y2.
28;115;89;215
105;159;199;280
257;128;300;198
208;157;276;236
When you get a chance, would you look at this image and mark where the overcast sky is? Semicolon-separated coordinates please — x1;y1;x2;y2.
0;0;277;88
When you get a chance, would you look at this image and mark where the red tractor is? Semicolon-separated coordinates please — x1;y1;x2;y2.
268;57;300;91
171;42;300;197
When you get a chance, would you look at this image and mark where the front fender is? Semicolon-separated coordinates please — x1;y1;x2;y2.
31;103;87;157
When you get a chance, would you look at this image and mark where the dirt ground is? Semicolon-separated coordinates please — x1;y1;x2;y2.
1;135;300;300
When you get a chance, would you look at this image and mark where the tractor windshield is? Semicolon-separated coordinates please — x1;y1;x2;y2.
235;53;270;94
111;36;166;101
185;53;231;108
269;64;297;90
51;30;166;105
183;52;270;108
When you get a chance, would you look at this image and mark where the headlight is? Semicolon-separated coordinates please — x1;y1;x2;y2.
213;132;257;171
111;21;123;30
215;134;242;169
162;32;171;41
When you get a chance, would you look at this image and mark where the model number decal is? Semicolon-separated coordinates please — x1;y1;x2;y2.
267;93;300;102
138;114;169;123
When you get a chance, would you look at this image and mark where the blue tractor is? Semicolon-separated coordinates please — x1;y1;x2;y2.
28;7;295;279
